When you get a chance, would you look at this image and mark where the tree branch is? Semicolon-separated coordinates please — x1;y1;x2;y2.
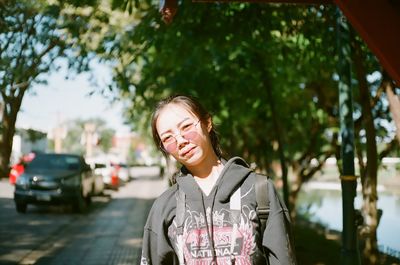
378;137;398;160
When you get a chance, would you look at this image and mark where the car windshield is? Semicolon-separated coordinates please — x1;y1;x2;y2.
26;155;81;171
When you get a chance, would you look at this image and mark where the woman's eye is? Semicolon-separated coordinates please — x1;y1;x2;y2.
162;136;172;143
181;123;193;131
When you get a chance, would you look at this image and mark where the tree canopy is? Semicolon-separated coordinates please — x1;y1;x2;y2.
0;0;105;178
94;2;342;172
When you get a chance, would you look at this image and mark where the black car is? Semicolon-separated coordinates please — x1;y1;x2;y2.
14;153;96;213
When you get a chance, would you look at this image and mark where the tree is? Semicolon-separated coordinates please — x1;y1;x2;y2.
52;118;115;156
0;0;108;177
0;0;94;179
382;73;400;144
350;30;400;263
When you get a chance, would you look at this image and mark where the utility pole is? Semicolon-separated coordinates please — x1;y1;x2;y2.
84;122;96;159
336;8;361;265
53;114;66;153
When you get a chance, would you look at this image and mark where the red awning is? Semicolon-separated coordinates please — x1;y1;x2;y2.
334;0;400;86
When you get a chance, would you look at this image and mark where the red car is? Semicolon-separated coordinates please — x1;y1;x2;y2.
9;153;35;185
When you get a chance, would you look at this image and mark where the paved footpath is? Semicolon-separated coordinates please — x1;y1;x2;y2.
0;176;169;265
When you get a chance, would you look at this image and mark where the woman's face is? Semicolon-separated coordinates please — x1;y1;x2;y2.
156;103;214;167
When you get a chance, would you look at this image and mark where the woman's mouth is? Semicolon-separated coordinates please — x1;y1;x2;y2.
181;146;196;157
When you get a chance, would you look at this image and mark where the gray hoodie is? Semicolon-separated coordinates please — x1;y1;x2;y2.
140;157;296;265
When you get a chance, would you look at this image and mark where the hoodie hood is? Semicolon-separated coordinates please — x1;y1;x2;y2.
176;157;252;202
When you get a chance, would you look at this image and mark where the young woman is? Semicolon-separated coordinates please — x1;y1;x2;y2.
141;95;296;265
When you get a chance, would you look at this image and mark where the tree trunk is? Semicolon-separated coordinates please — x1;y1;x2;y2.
352;35;379;264
0;110;16;179
383;76;400;144
265;85;290;211
288;165;303;222
255;52;290;211
0;92;25;179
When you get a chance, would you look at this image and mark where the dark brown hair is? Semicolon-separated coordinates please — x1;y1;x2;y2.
151;94;222;159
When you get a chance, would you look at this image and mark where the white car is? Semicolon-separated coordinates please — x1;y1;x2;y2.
93;163;119;190
115;163;131;182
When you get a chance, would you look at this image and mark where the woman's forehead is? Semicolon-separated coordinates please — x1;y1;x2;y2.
156;104;197;129
161;103;197;118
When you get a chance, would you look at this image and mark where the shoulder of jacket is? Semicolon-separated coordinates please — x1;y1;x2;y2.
247;171;270;181
151;184;178;211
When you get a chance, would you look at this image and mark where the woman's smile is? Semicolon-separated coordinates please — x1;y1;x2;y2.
180;146;197;158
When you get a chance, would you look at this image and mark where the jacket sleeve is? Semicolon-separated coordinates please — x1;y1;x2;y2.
262;180;297;265
140;200;177;265
140;225;158;265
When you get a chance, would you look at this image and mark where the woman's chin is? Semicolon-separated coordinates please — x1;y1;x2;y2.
180;148;203;166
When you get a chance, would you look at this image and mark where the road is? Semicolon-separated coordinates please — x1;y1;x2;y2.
0;172;169;265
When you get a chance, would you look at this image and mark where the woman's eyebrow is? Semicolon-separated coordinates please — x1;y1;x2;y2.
159;117;190;136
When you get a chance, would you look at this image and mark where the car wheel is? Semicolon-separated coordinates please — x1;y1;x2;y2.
73;191;88;213
16;202;27;213
86;194;92;205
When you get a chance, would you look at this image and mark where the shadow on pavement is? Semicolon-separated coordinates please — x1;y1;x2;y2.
0;195;156;265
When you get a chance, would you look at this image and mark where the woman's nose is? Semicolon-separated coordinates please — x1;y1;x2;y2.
175;134;188;148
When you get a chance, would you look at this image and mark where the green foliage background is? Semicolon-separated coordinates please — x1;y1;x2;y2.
95;2;343;172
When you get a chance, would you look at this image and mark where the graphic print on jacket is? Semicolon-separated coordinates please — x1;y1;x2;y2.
168;204;258;265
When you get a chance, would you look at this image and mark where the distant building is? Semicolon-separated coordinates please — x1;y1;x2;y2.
111;132;133;163
111;132;158;165
11;128;47;164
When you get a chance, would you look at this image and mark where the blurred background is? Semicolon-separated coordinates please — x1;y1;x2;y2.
1;0;399;264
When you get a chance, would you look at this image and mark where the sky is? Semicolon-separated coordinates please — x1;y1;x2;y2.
16;62;131;135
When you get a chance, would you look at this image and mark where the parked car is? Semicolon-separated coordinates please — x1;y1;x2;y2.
14;153;99;213
93;162;119;190
114;163;131;183
92;169;105;196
